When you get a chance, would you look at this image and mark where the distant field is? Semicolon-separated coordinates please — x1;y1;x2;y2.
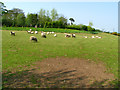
2;30;118;88
2;27;100;34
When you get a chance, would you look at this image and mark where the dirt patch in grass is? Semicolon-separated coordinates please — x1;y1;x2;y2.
3;57;117;88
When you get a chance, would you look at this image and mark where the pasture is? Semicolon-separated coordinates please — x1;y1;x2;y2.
2;30;118;88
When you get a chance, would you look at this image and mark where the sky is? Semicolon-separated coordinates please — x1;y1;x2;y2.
2;1;118;32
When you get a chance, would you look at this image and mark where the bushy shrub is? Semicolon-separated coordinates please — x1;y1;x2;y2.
117;33;120;36
112;32;117;35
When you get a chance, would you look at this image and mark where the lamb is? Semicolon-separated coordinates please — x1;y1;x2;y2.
30;36;37;42
72;34;76;38
65;34;71;37
35;31;38;34
41;32;46;38
10;31;15;36
54;34;57;37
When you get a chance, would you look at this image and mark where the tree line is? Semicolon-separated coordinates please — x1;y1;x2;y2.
0;2;101;32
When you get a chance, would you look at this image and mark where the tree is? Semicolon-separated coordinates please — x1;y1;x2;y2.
25;13;38;27
0;2;8;16
69;18;75;25
46;10;51;22
7;8;24;26
16;13;25;27
38;9;46;27
51;8;58;21
89;21;93;27
2;14;13;26
81;25;87;31
87;26;93;31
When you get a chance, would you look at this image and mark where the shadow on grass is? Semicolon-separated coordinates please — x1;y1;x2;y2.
2;69;119;88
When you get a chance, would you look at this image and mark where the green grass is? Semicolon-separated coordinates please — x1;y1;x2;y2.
2;29;118;88
2;30;118;77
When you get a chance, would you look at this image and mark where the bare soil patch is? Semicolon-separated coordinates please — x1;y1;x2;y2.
3;57;116;88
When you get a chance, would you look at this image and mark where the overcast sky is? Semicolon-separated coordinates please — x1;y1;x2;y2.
2;0;118;32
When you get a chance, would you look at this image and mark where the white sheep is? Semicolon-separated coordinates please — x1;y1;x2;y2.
84;36;88;38
47;32;50;34
65;34;71;37
52;32;54;34
10;31;15;36
72;34;76;38
30;36;37;42
54;34;57;37
35;31;38;34
96;36;99;38
30;29;32;32
92;36;95;38
41;32;46;38
98;37;102;38
31;32;34;34
27;30;31;34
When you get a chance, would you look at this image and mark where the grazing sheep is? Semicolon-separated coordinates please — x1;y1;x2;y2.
47;32;50;34
41;32;46;38
27;30;31;34
10;31;15;36
30;36;37;42
52;32;54;34
98;37;102;38
31;32;34;34
96;36;99;38
30;29;32;32
54;34;57;37
83;36;88;38
35;31;38;34
65;34;71;38
72;34;76;38
92;36;95;38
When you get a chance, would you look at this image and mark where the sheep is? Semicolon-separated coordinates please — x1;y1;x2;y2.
98;37;102;38
35;31;38;34
54;34;57;37
10;31;15;36
30;29;32;32
31;31;34;34
83;36;88;38
30;36;37;42
65;34;71;38
91;36;95;38
72;34;76;38
96;36;99;38
41;32;46;38
52;32;54;34
27;30;31;34
47;32;50;34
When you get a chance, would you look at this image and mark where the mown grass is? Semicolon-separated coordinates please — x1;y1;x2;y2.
2;29;118;88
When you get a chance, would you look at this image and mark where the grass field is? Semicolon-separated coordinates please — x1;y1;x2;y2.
2;29;119;88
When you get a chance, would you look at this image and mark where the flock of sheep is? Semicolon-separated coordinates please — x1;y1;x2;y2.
10;29;102;42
